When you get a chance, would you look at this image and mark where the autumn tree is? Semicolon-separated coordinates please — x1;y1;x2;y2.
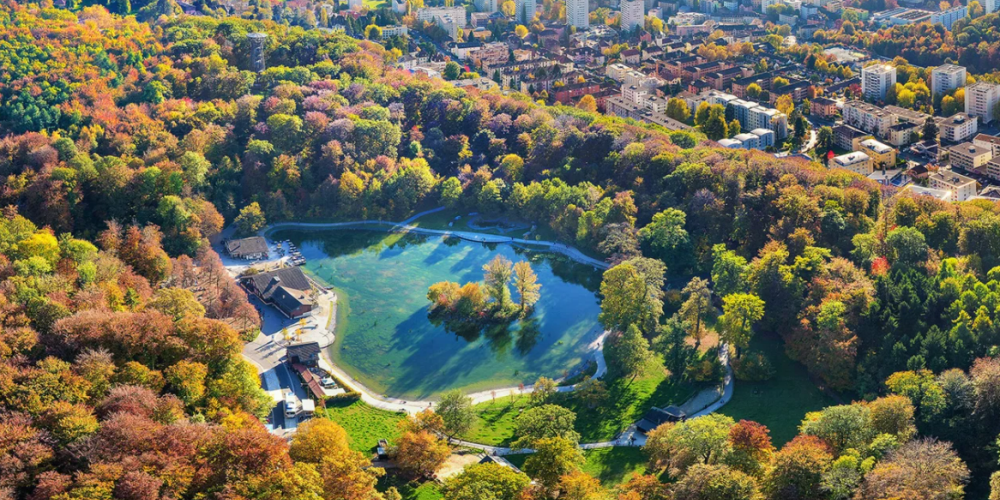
444;462;530;500
513;260;541;313
394;429;450;478
523;437;585;490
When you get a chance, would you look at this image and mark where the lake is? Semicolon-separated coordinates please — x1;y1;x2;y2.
272;228;604;400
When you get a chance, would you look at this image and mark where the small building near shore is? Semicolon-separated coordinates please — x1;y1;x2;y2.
243;267;314;318
226;236;269;260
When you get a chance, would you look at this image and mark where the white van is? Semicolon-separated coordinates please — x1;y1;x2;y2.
284;393;300;418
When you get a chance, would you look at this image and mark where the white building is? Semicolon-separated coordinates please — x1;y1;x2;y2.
621;0;645;32
831;151;873;175
380;25;409;37
516;0;535;23
567;0;589;29
940;113;979;142
474;0;498;11
931;64;966;96
929;167;978;202
416;6;467;39
861;64;897;102
986;0;999;13
965;82;1000;124
392;0;408;14
948;142;992;171
931;6;966;29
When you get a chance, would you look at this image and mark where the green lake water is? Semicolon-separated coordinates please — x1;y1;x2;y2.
273;229;604;400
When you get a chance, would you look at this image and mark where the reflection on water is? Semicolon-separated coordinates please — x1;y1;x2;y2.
273;228;604;399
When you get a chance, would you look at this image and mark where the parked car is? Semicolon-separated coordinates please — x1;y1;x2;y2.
284;392;300;418
320;376;337;388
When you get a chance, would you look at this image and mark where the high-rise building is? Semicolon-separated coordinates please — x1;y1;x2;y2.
986;0;999;13
621;0;645;32
247;32;267;73
516;0;535;23
966;82;1000;123
931;64;967;96
566;0;589;29
474;0;498;12
861;64;896;102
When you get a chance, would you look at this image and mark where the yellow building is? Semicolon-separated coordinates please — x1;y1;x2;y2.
858;138;896;169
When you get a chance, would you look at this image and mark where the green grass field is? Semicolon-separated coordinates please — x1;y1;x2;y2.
378;474;444;500
717;334;835;446
458;356;695;446
506;447;651;487
320;399;407;453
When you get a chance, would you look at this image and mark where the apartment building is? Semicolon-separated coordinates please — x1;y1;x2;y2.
566;0;588;28
973;133;1000;157
811;97;838;119
621;0;645;32
861;64;896;101
843;100;896;137
948;142;993;171
515;0;535;23
966;82;1000;124
931;64;966;96
929;167;978;201
940;113;979;143
859;138;897;168
831;151;873;175
416;6;467;39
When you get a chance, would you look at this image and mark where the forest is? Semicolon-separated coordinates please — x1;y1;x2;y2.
0;1;1000;498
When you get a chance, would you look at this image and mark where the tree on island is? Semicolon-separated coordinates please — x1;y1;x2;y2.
483;255;514;311
513;260;541;314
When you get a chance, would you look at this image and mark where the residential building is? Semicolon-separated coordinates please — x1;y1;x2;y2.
567;0;589;28
831;151;873;175
948;142;993;171
474;0;498;11
931;5;966;29
843;100;896;137
416;7;467;39
861;64;896;102
902;184;953;201
928;167;978;201
348;0;363;10
516;0;535;23
392;0;408;14
940;113;979;143
242;267;315;318
965;82;1000;124
974;133;1000;157
887;122;920;147
833;124;870;151
380;25;408;37
621;0;645;32
931;64;966;96
811;97;838;119
859;138;897;168
987;159;1000;180
751;128;775;148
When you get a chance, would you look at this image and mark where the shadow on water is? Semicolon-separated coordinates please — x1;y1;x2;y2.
278;227;604;398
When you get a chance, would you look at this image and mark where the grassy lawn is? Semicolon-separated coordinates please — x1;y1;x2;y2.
717;334;835;447
320;399;407;453
506;447;651;487
459;356;695;446
378;474;444;500
561;356;695;443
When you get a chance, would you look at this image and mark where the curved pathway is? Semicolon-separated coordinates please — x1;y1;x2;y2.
247;210;734;452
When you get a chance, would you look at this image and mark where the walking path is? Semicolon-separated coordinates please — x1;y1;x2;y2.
236;209;734;452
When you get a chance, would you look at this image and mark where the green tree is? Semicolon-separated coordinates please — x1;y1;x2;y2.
436;390;475;438
711;244;748;297
444;463;530;500
637;208;691;273
667;97;691;123
235;202;267;235
598;263;654;333
512;404;580;449
444;61;462;80
718;294;765;354
606;324;652;382
523;437;585;490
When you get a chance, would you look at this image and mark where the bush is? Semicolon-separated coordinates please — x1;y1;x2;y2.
732;350;775;382
685;351;725;383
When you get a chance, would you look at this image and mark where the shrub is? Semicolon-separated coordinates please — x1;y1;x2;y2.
732;350;775;382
